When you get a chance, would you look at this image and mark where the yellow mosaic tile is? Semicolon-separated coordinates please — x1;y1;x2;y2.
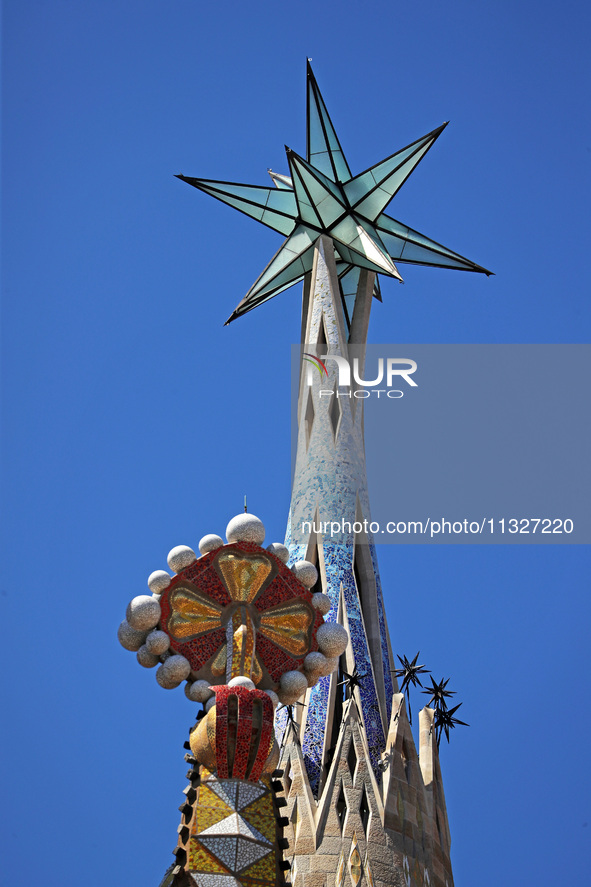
241;792;276;842
231;607;255;679
218;552;272;603
189;838;229;873
259;601;312;656
240;851;275;881
193;804;230;834
198;784;233;813
168;587;223;639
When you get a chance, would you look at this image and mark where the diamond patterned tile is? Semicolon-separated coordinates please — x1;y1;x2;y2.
188;839;229;874
193;805;231;835
209;779;239;808
237;782;266;810
235;839;272;872
199;836;239;871
189;875;242;887
240;852;276;883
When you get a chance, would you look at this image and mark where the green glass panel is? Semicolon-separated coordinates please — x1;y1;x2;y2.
265;189;296;212
188;179;296;235
330;216;359;244
292;158;345;228
242;243;315;305
261;210;295;235
290;164;321;228
333;239;390;276
307;68;352;183
344;293;356;320
343;127;443;210
339;266;361;298
376;214;480;269
398;242;472;268
354;141;433;219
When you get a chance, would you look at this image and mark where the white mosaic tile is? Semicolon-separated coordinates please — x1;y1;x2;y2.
235;839;272;872
189;875;241;887
209;779;239;809
199;836;238;871
237;781;266;810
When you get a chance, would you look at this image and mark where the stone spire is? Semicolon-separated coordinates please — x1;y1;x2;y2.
280;236;454;887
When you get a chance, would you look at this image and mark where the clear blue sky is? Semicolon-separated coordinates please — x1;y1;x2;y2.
2;2;590;885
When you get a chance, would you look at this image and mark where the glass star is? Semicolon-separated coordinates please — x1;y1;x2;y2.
177;61;491;324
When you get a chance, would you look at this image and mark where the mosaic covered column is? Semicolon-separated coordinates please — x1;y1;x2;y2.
285;235;396;793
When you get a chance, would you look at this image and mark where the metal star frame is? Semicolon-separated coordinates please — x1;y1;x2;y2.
421;676;456;711
177;61;492;325
393;652;430;725
433;703;469;747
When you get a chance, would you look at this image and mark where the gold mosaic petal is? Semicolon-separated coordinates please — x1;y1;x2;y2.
252;653;263;685
336;850;346;887
364;854;375;887
189;838;230;873
211;642;228;676
230;607;255;681
168;586;223;639
349;833;363;887
218;552;272;603
259;600;313;656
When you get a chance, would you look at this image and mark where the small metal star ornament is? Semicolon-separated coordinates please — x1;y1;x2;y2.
421;676;456;711
433;703;469;747
337;666;362;696
393;652;430;724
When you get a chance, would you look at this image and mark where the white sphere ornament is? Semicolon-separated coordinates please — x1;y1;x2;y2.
126;595;161;631
324;656;340;674
304;651;330;681
226;513;265;545
264;689;279;708
291;560;318;589
145;630;170;656
316;622;348;658
117;620;148;652
267;543;289;564
161;654;191;683
147;570;171;594
185;679;213;703
228;676;256;690
311;592;331;615
137;645;160;668
156;665;181;689
198;534;224;555
278;670;308;704
167;545;197;573
205;696;216;712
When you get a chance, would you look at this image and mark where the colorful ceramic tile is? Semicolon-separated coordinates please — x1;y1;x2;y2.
240;852;276;881
194;805;231;835
199;836;239;871
188;838;230;873
237;782;266;810
235;839;273;872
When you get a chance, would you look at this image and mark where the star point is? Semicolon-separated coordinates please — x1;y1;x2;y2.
178;63;491;323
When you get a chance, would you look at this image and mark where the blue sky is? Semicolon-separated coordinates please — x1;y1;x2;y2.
2;1;590;885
